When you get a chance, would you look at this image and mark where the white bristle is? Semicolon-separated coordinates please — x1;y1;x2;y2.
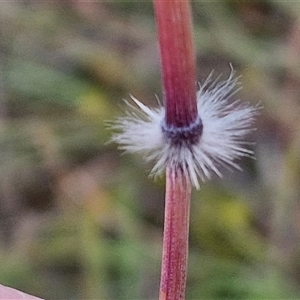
109;71;259;189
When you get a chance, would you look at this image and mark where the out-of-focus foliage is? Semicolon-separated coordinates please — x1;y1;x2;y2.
0;1;300;299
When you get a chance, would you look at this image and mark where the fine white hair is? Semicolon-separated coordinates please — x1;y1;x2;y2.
110;70;259;189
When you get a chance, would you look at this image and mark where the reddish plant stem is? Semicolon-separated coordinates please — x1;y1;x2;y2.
159;168;192;300
153;1;197;299
153;0;197;127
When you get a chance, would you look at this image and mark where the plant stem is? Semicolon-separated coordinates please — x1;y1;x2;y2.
159;168;192;300
153;1;197;299
153;0;197;127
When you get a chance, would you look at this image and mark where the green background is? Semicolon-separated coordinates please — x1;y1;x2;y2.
0;1;299;299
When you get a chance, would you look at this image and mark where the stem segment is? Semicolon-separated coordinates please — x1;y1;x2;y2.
153;1;197;299
159;168;192;300
153;0;197;127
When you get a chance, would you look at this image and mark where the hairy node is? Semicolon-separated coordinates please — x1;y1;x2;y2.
161;117;203;147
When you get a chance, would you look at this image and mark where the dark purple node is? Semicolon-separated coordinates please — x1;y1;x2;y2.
161;117;203;146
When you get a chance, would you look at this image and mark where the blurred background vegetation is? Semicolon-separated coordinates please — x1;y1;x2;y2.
0;1;300;299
